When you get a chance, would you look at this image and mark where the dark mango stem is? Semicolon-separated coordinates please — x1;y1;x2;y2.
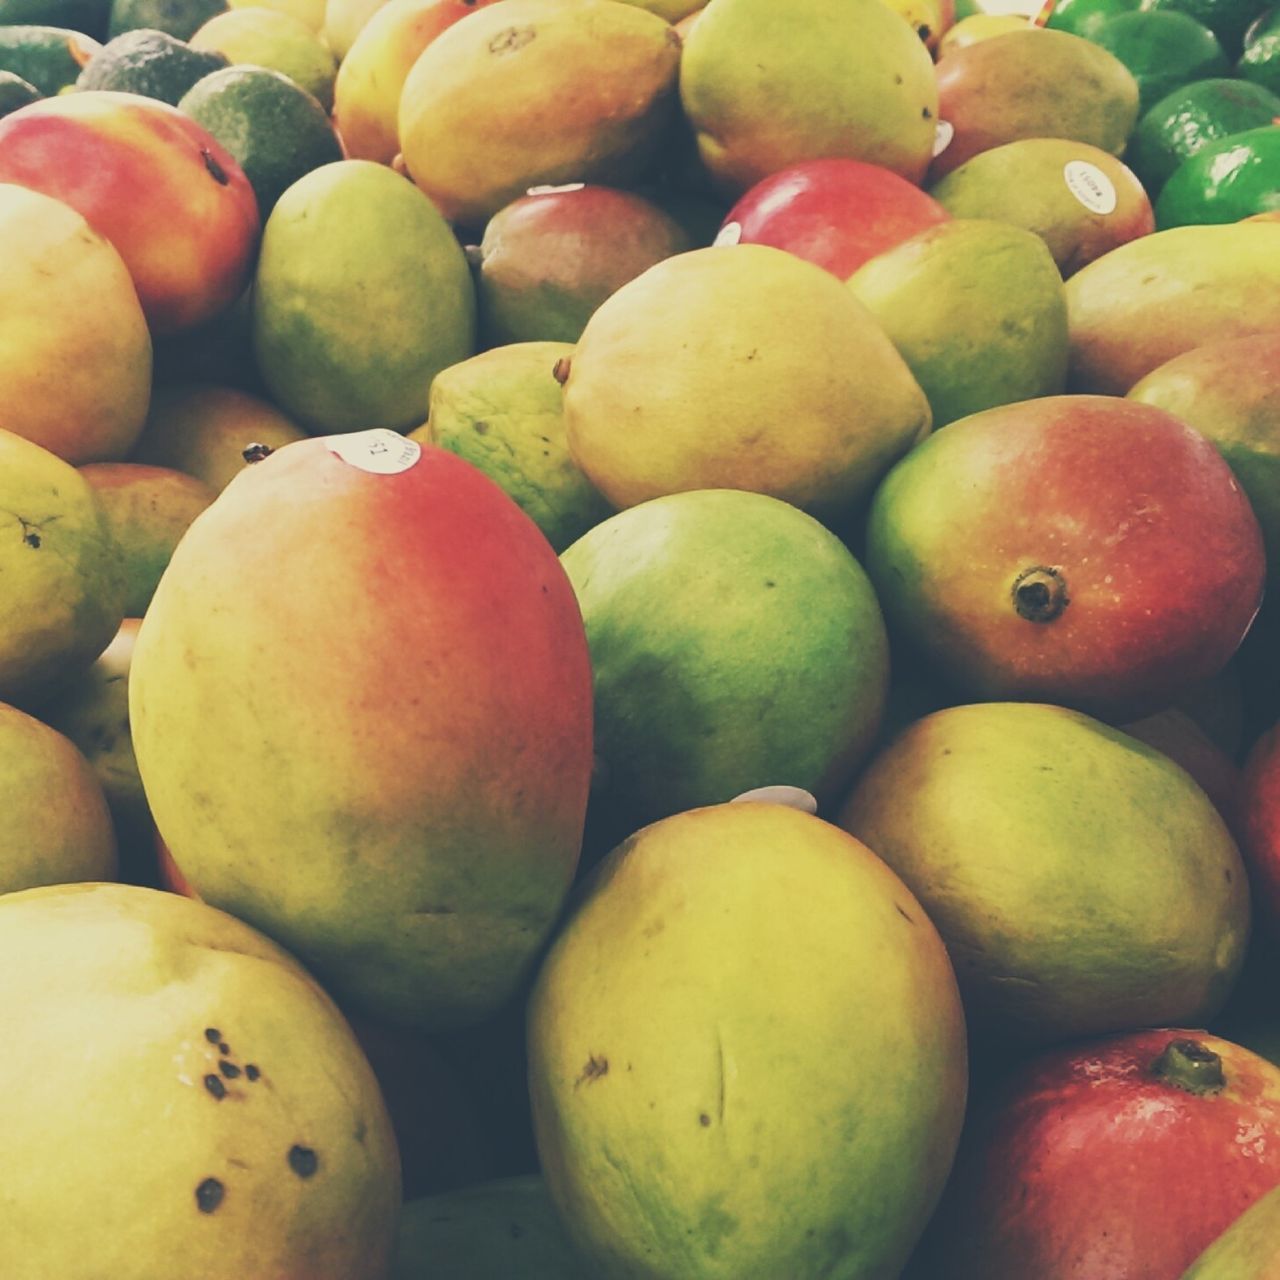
1012;565;1069;623
1150;1038;1226;1096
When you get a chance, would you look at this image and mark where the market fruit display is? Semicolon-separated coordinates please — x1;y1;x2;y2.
6;0;1280;1272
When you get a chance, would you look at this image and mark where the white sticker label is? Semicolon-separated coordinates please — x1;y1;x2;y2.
730;785;818;814
1063;160;1117;215
932;119;954;157
325;428;421;475
714;219;743;247
526;182;586;196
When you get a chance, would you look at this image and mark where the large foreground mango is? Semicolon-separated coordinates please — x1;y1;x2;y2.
130;430;594;1030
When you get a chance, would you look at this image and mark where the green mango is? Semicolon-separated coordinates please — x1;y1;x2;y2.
1180;1185;1280;1277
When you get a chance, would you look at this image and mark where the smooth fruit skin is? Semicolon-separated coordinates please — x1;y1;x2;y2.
838;702;1250;1048
0;182;151;465
1154;123;1280;226
0;90;259;334
720;157;951;281
528;801;969;1279
1066;220;1280;393
679;0;939;192
906;1029;1280;1280
864;395;1265;719
129;435;594;1031
1179;1183;1280;1278
0;882;401;1280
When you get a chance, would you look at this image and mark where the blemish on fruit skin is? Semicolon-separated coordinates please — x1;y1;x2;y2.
575;1055;609;1087
195;1177;224;1213
204;1073;227;1100
204;1028;222;1044
699;1113;711;1127
201;147;229;186
245;1064;260;1081
489;25;536;54
219;1060;241;1079
288;1145;320;1178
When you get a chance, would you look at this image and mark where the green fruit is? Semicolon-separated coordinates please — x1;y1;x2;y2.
252;159;476;434
0;0;108;36
1126;76;1280;195
0;70;42;117
392;1176;594;1279
107;0;223;37
1045;0;1140;40
679;0;939;192
0;881;401;1278
179;64;343;217
1091;10;1232;112
560;488;890;827
839;701;1250;1047
413;341;612;554
1238;5;1280;93
0;24;101;95
1179;1184;1280;1277
1141;0;1269;58
528;800;969;1279
0;702;117;893
1155;123;1280;224
74;27;227;102
847;218;1069;427
0;430;125;705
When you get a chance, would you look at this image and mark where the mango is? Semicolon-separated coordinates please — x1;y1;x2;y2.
527;801;969;1278
129;431;594;1030
1180;1184;1280;1278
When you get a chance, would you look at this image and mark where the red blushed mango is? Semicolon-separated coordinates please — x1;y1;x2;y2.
129;431;594;1032
865;395;1265;719
0;91;260;334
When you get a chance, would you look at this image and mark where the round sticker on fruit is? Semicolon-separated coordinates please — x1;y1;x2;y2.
933;120;955;158
714;220;743;246
325;428;422;474
731;784;819;813
1063;160;1118;214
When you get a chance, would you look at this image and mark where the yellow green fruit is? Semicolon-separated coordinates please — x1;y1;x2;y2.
562;243;932;524
528;800;969;1279
0;881;401;1278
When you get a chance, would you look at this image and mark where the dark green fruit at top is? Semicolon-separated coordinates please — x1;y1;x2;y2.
0;0;108;38
179;64;342;217
1155;123;1280;225
1092;10;1232;112
1046;0;1140;40
107;0;225;40
1140;0;1270;58
0;24;101;95
1126;76;1280;195
0;71;42;117
75;28;228;104
1238;6;1280;93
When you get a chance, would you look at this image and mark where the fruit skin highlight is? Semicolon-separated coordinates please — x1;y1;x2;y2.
130;434;594;1031
528;800;969;1280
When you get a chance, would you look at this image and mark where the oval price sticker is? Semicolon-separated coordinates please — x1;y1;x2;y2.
324;428;422;475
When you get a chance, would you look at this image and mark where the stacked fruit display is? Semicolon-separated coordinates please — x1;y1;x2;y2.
2;0;1280;1274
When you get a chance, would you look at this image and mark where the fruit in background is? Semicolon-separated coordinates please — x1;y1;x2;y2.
1155;124;1280;225
1143;0;1270;57
332;0;503;166
0;431;125;706
0;24;101;93
1091;10;1232;112
929;27;1140;179
0;0;108;35
130;433;594;1030
78;463;216;617
131;383;307;491
108;0;224;38
1180;1184;1280;1279
0;882;401;1277
226;0;323;32
1239;6;1280;92
0;91;259;336
528;802;969;1279
179;65;344;218
905;1030;1280;1279
937;12;1028;53
1125;77;1280;197
1045;0;1141;37
398;0;681;228
1120;707;1242;828
0;184;151;464
561;489;891;827
864;396;1265;718
0;703;117;893
840;702;1249;1047
679;0;939;193
321;0;387;58
719;157;951;281
73;27;228;102
1240;724;1280;934
1128;333;1280;585
561;244;931;524
927;138;1154;275
188;6;337;109
410;342;613;554
847;219;1069;428
882;0;956;50
392;1176;594;1279
613;0;700;18
474;184;690;346
252;160;475;435
0;71;41;117
1066;220;1280;393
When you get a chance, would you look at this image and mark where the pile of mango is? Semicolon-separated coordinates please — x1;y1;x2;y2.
3;0;1280;1275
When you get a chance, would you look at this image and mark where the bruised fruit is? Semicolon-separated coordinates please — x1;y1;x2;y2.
0;882;401;1278
130;431;594;1030
528;801;969;1279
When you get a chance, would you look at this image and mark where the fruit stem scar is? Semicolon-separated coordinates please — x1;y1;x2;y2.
1150;1038;1226;1096
195;1177;224;1213
242;442;274;463
1012;565;1069;622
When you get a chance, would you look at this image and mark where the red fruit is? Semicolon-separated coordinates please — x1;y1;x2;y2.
908;1029;1280;1279
718;157;951;279
0;91;260;335
1240;723;1280;933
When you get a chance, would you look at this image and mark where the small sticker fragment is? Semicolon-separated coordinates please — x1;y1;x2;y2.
932;120;954;158
714;220;743;247
325;429;421;475
729;785;818;813
1063;160;1117;215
